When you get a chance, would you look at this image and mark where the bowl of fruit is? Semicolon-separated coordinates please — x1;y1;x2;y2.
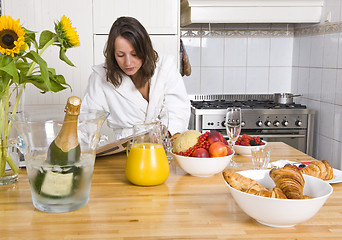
233;134;267;156
172;131;234;177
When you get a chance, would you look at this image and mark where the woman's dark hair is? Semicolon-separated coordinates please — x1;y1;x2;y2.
104;16;158;88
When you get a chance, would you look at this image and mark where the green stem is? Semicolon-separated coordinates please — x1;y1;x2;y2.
0;37;57;177
27;37;57;76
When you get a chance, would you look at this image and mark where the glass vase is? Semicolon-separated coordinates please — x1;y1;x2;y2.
0;145;21;185
0;85;24;185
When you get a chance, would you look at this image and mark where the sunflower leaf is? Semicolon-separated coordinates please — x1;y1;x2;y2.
48;68;71;91
23;70;69;93
24;28;38;50
38;30;56;49
15;61;31;74
24;75;49;93
0;56;20;83
59;47;75;67
24;50;49;87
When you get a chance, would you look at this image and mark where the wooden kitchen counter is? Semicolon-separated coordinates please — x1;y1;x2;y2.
1;142;341;239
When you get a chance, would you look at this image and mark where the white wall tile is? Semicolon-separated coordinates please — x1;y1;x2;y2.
326;0;341;23
223;67;246;93
201;67;223;94
247;38;270;67
334;104;342;142
332;140;342;169
292;37;300;66
318;135;334;164
319;102;335;138
336;69;342;105
337;32;342;68
321;68;337;104
310;35;324;68
297;67;310;98
308;68;322;100
306;99;321;138
182;38;201;67
270;38;293;67
201;38;224;67
323;33;339;68
291;67;299;94
183;66;201;95
298;36;312;67
269;67;292;93
246;67;269;93
224;38;247;66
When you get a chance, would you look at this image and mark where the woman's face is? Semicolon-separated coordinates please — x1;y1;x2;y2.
114;36;143;79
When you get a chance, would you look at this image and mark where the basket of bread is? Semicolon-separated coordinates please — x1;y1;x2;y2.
223;163;333;227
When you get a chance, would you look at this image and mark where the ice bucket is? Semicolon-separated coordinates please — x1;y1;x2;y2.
11;106;109;213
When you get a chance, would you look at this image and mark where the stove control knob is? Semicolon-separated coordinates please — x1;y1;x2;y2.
273;120;280;127
296;120;302;126
256;120;263;127
221;121;226;127
241;121;246;127
282;120;289;126
264;120;271;127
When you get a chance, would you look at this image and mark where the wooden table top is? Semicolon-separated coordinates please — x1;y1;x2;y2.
1;142;341;239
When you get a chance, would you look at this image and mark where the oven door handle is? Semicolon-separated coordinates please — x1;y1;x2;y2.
246;134;305;138
223;134;306;138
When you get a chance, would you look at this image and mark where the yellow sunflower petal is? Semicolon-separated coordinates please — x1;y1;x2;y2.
0;15;26;57
57;15;80;48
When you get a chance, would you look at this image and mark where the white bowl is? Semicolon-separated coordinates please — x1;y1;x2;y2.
225;169;333;227
172;151;234;177
233;141;267;156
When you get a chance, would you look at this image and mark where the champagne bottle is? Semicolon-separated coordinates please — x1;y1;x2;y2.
34;96;82;198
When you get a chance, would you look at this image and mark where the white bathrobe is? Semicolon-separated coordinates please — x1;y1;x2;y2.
82;55;191;141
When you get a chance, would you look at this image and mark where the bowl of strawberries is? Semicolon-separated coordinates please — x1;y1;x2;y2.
172;131;234;177
233;134;267;156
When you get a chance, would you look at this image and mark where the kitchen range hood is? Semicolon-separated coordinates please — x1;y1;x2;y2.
181;0;324;26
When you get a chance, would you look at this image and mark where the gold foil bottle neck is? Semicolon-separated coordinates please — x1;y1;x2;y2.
65;96;81;115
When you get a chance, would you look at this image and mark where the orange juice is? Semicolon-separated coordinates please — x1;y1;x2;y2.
125;142;169;186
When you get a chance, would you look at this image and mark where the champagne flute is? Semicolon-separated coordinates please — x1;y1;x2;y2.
226;107;242;167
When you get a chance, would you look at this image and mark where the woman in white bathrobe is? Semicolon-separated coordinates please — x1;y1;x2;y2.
82;17;190;141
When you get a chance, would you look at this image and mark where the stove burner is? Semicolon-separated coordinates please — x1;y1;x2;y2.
191;100;306;110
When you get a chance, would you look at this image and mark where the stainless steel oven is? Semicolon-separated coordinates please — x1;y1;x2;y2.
189;94;315;156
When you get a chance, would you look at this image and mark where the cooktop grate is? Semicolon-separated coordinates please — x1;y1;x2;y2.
189;94;274;101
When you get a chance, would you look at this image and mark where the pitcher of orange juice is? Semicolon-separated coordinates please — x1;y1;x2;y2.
125;122;169;186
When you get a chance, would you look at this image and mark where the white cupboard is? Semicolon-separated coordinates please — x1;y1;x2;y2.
2;0;180;105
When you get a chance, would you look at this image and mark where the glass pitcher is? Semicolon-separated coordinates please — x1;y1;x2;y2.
125;122;169;186
11;106;109;213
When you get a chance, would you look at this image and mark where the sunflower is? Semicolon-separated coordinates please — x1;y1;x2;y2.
55;15;80;49
0;15;27;57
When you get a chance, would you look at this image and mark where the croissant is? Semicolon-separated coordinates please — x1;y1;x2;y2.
223;171;287;199
300;160;333;180
269;164;305;199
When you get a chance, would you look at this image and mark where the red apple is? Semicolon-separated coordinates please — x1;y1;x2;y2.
226;145;233;156
222;138;228;146
209;142;228;157
207;131;224;145
192;148;210;158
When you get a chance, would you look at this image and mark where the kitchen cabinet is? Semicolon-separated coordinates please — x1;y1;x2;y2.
93;0;177;35
181;0;324;26
93;0;179;65
2;0;180;105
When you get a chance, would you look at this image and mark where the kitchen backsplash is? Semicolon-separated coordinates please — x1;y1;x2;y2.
181;23;294;95
181;12;342;169
293;20;342;170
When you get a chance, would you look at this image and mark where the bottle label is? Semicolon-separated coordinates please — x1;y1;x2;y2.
41;171;74;197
